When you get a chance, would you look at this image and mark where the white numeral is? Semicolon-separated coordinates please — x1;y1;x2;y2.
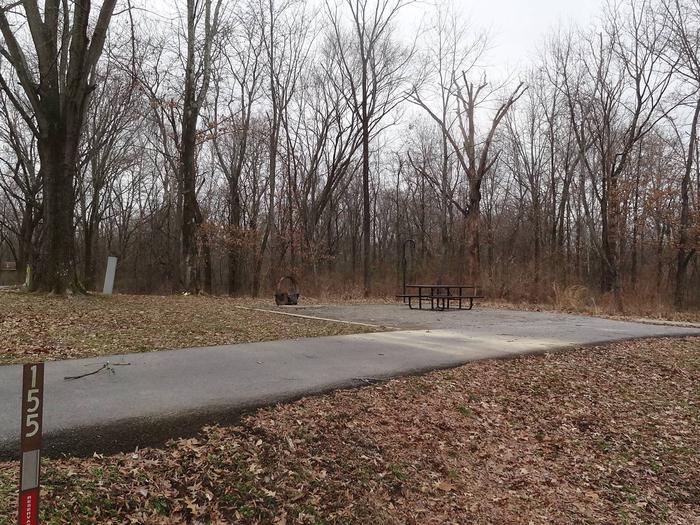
26;389;39;413
25;413;39;437
25;366;41;438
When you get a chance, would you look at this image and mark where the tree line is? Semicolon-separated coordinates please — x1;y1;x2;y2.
0;0;698;309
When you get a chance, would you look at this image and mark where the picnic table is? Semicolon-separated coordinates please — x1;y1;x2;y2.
396;284;483;311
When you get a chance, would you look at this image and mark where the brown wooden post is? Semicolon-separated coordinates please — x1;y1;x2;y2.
19;363;44;525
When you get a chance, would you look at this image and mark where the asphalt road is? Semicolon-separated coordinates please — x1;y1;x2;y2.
1;306;698;458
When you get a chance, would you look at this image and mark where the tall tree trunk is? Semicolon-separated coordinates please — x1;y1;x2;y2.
179;0;220;293
605;172;623;310
17;205;36;283
533;198;541;288
466;178;481;283
441;132;450;264
631;171;640;290
181;108;201;292
0;0;118;293
361;60;371;297
675;98;700;308
228;186;242;295
202;231;213;294
33;133;77;294
83;223;95;290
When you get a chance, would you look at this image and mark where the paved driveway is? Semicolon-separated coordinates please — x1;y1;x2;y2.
265;303;698;332
1;305;698;458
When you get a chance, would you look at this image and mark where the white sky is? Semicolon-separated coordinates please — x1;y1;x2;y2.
403;0;606;74
471;0;605;71
141;0;607;73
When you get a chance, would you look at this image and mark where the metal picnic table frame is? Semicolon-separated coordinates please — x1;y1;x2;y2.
397;284;483;311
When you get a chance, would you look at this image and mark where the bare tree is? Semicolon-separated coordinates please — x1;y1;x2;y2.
253;0;311;295
76;59;139;289
0;0;118;292
503;75;550;287
180;0;225;292
0;92;41;280
211;0;264;294
662;0;700;307
0;0;696;308
418;4;486;263
410;74;526;282
326;0;413;296
553;0;675;309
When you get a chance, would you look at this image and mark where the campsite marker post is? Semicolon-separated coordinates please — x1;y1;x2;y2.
19;363;44;525
103;256;118;295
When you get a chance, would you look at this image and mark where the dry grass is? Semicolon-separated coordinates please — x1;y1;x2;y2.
0;291;375;365
0;337;698;524
481;300;700;325
1;285;690;367
481;289;700;326
277;278;700;324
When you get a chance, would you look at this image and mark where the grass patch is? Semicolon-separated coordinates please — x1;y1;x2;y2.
0;291;375;364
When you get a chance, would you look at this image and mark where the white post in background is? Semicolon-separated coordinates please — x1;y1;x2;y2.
103;256;118;295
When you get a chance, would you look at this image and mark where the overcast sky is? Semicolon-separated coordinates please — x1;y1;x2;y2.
476;0;604;69
141;0;607;74
414;0;606;74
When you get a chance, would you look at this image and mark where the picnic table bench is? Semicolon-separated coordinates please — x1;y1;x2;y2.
396;284;483;311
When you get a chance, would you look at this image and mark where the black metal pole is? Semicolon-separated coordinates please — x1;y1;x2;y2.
402;239;415;302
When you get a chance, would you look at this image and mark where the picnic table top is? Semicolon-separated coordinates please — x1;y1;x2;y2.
405;284;479;288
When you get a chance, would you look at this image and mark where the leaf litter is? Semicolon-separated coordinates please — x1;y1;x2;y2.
0;291;374;365
0;337;698;523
